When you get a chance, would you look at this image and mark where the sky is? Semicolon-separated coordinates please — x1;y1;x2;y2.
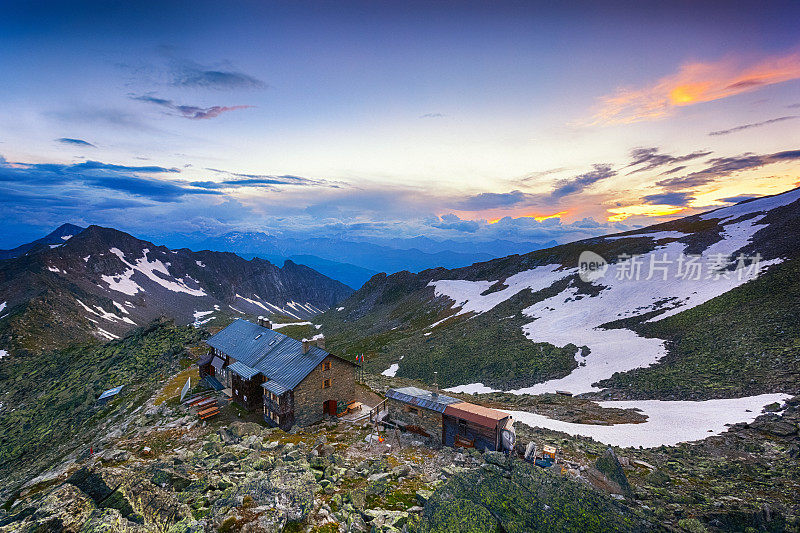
1;0;799;248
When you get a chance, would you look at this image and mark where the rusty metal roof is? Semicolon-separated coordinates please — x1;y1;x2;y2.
444;402;510;428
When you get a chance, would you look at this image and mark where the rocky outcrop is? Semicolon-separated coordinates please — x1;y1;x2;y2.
417;452;656;532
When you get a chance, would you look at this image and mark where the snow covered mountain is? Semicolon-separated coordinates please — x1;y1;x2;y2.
319;187;800;401
0;225;352;353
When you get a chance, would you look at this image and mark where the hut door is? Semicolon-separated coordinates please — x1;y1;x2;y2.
323;400;337;415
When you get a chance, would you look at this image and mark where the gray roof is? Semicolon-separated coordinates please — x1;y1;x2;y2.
228;361;259;380
207;319;350;390
385;386;462;413
262;380;290;396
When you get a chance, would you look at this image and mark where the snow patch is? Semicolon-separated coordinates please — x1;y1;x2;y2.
76;299;136;325
605;231;687;241
102;248;206;296
192;310;215;327
95;328;119;340
49;244;62;249
444;382;498;394
336;306;345;311
272;321;312;329
0;349;7;359
196;261;206;267
700;187;800;221
511;393;789;448
381;364;399;377
432;211;777;395
60;235;73;241
47;266;63;273
83;255;91;262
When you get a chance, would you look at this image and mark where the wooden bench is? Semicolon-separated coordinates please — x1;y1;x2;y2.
347;401;363;412
194;398;217;409
187;395;214;406
198;406;220;419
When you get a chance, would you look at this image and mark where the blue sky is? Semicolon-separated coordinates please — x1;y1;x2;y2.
1;1;799;248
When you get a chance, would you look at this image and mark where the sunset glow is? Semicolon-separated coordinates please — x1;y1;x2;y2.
0;2;798;248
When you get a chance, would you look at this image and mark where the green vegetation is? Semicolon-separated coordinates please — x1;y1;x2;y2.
322;280;582;389
0;319;205;497
598;256;800;399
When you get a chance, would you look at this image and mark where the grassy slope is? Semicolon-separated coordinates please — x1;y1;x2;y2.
321;278;583;390
597;256;800;399
0;319;205;497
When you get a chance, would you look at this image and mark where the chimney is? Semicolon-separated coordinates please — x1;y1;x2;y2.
302;339;310;354
316;337;325;350
432;371;439;398
257;316;273;329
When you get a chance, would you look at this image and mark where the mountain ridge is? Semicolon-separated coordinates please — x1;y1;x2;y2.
0;224;352;354
316;187;800;400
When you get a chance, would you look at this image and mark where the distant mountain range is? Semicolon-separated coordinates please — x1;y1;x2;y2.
159;232;557;289
318;187;800;401
0;225;352;353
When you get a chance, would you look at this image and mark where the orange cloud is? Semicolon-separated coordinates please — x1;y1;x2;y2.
487;210;568;224
607;205;685;222
591;52;800;125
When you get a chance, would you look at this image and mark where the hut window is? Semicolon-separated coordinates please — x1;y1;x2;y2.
323;361;332;371
404;405;421;415
323;378;332;389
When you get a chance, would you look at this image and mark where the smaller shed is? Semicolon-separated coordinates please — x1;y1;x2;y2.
443;402;513;452
97;385;123;405
385;387;461;440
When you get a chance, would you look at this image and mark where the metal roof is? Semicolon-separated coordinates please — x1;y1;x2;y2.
98;385;123;401
228;361;260;380
206;319;349;390
262;380;290;396
211;356;224;370
385;386;462;413
444;402;510;428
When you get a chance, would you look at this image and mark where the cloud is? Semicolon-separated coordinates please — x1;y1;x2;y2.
659;165;686;175
172;61;266;90
74;160;179;173
0;155;217;203
191;169;335;190
626;147;712;174
709;115;798;136
131;95;254;120
430;213;480;233
550;164;615;198
517;167;569;184
420;113;445;119
453;190;531;210
590;52;800;124
56;138;95;147
656;149;800;191
641;192;695;207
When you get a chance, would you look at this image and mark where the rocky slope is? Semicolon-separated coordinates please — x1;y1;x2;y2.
0;225;352;354
317;187;800;400
1;318;797;532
